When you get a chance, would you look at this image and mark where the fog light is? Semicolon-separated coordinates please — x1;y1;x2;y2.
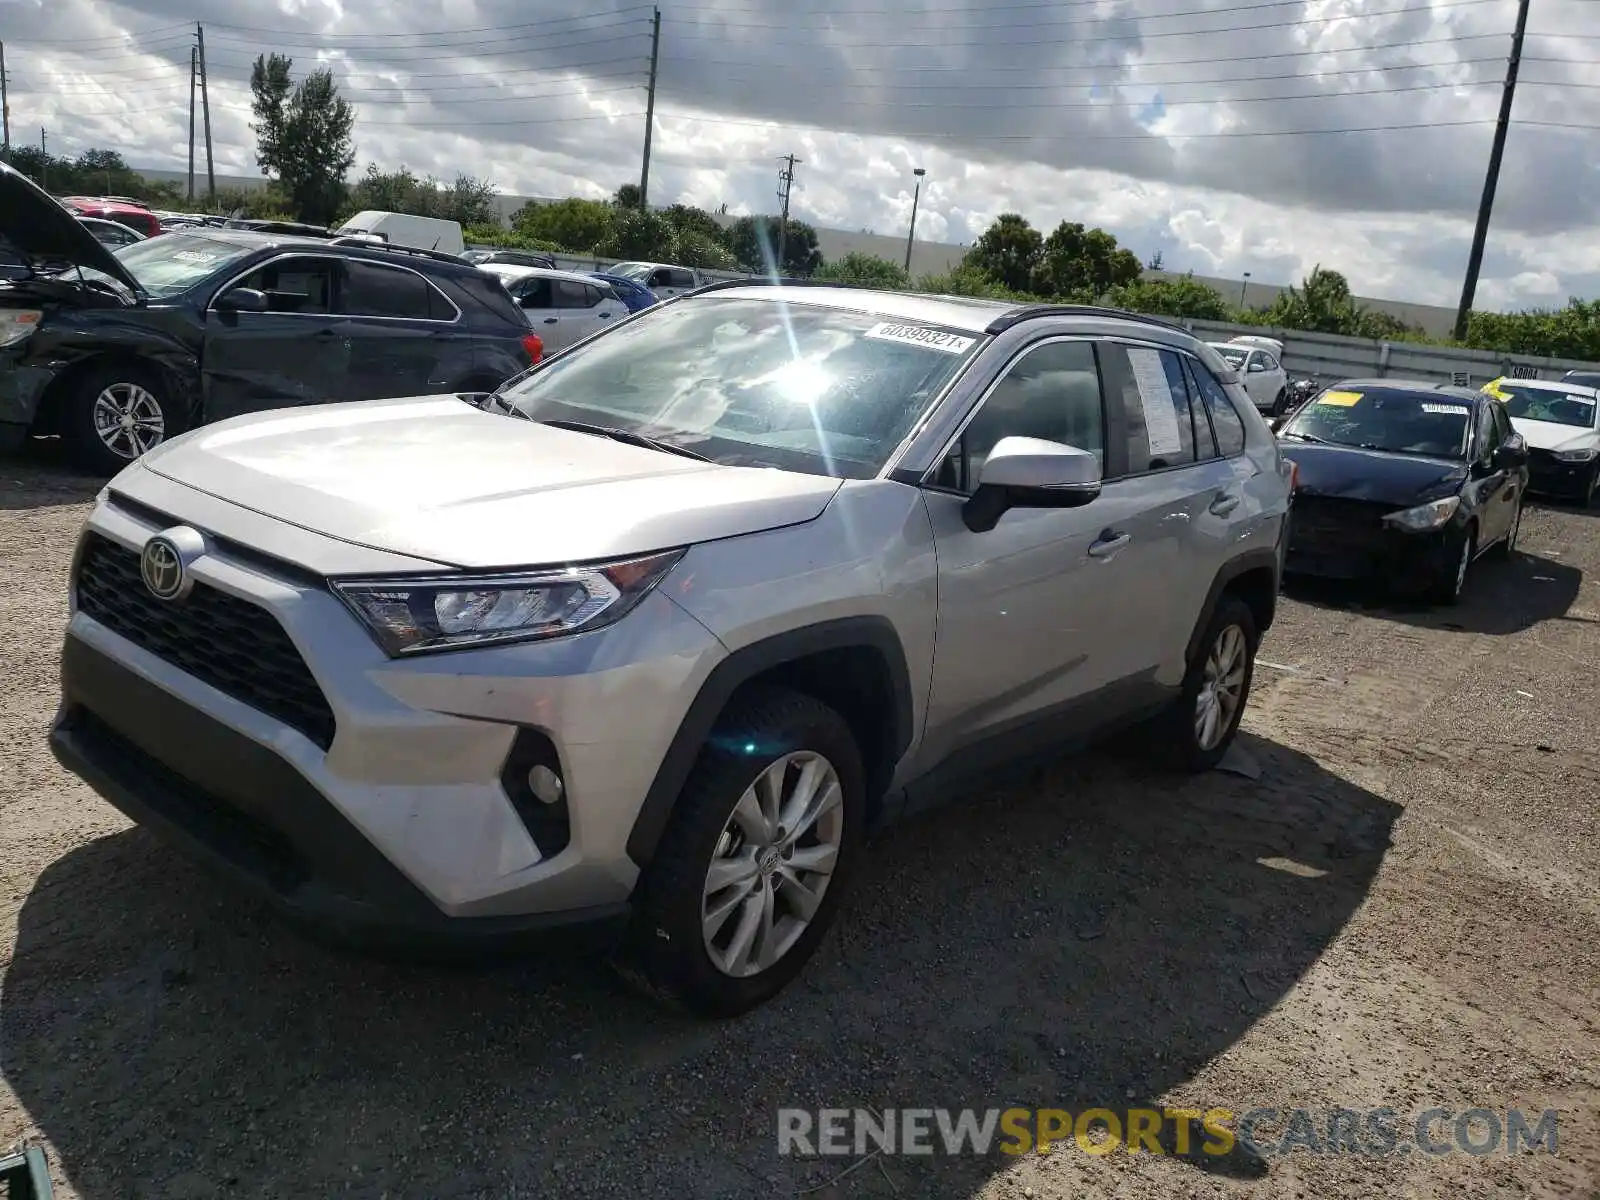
528;764;564;806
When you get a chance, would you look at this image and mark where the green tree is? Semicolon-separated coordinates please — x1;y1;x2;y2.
965;214;1043;292
814;252;912;290
248;53;356;226
8;145;182;205
614;182;643;209
1464;298;1600;359
727;215;823;275
462;225;561;252
675;231;740;271
512;197;616;252
1107;274;1233;321
661;203;727;244
346;165;498;227
1032;221;1142;300
594;208;680;261
917;263;1038;301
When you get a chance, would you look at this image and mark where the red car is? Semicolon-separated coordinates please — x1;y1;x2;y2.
59;196;163;239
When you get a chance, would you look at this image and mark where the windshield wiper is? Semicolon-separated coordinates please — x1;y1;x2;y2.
538;418;711;462
1281;431;1331;444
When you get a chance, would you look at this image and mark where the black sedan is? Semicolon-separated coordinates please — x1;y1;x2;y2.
1276;379;1530;604
0;162;539;472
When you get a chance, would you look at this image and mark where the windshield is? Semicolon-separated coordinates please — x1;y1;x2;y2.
110;233;255;298
1281;386;1473;459
499;296;984;479
609;262;654;282
1211;345;1248;368
1495;384;1598;429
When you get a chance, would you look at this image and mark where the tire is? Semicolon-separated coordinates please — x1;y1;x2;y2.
1270;389;1289;417
615;686;866;1016
62;361;180;475
1586;465;1600;508
1164;595;1259;773
1426;526;1476;606
1488;496;1521;560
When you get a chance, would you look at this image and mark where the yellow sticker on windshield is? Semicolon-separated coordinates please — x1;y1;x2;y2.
1483;379;1510;400
1316;390;1363;407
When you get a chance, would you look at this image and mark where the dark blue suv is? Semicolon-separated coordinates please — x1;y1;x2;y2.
0;163;540;472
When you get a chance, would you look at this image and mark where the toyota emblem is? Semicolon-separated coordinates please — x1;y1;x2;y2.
139;527;206;601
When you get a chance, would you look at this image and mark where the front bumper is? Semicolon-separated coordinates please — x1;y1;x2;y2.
1526;451;1596;500
1285;504;1461;588
52;488;728;943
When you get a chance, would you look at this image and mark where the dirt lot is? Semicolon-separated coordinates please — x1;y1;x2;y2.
1;447;1598;1199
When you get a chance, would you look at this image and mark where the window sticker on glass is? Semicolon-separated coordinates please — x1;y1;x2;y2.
862;322;975;355
1421;403;1470;416
171;250;220;264
1316;390;1363;407
1125;346;1184;456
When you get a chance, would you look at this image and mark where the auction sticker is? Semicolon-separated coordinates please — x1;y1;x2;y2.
1316;390;1363;407
1422;403;1470;415
863;322;975;355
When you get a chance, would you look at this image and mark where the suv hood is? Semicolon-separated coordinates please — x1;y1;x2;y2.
138;396;845;568
0;163;146;296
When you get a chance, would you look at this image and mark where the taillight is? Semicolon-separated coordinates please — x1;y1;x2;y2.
521;332;543;365
0;310;42;348
1286;458;1300;493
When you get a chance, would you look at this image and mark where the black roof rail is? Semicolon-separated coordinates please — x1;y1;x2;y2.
326;237;468;266
983;304;1191;336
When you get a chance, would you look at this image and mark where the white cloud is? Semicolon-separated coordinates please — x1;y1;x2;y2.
3;0;1598;309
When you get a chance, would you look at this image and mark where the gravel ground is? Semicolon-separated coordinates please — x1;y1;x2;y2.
2;446;1598;1199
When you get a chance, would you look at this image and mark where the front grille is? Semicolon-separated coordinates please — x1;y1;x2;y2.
1290;494;1391;550
75;532;337;750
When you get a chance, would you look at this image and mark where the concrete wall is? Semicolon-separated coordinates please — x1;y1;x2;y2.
1186;320;1600;386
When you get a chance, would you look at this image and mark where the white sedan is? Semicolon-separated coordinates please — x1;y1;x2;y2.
1484;376;1600;503
1208;340;1289;416
480;265;624;352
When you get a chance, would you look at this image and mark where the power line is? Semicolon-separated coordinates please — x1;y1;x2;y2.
206;7;655;39
201;19;652;54
13;53;649;85
668;0;1506;32
665;0;1511;47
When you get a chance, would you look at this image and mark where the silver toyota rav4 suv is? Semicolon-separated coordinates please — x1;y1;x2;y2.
51;283;1293;1015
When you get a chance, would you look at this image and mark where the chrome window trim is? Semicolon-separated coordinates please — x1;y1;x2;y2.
206;251;464;325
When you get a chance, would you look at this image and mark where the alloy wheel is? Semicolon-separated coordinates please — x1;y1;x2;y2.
91;382;165;459
1194;624;1248;752
701;751;844;978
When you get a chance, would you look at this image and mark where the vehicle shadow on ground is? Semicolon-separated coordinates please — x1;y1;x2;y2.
2;734;1397;1198
1283;547;1581;636
0;442;102;511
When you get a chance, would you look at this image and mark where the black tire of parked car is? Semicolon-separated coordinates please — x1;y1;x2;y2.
1270;389;1289;417
1162;594;1259;773
1426;525;1477;606
615;685;866;1017
1586;464;1600;508
63;360;181;476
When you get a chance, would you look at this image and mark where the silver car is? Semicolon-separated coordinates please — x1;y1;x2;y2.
50;284;1293;1015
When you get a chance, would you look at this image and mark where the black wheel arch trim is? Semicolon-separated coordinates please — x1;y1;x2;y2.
1184;547;1281;667
625;616;916;868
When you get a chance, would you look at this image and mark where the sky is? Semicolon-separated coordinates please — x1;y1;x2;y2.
3;0;1598;311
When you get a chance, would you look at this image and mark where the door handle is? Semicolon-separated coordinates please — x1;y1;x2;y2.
312;327;339;339
598;312;612;319
1209;491;1241;516
1088;531;1132;559
543;317;559;325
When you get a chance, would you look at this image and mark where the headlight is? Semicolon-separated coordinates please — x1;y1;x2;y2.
1554;448;1598;462
332;549;684;656
0;309;42;347
1382;496;1461;532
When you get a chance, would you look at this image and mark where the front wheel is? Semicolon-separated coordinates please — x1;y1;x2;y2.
616;686;865;1016
1426;527;1476;605
63;362;180;474
1270;389;1289;417
1165;595;1259;772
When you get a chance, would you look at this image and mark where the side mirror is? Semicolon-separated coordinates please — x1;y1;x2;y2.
1247;360;1266;373
962;437;1101;533
216;286;269;313
1493;433;1528;469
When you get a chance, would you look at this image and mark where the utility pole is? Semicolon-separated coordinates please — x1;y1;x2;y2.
776;153;800;275
1;42;11;165
39;126;45;189
638;6;661;210
903;166;926;273
1454;0;1530;341
197;23;215;205
187;45;197;203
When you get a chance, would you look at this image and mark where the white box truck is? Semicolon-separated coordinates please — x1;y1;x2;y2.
335;211;466;256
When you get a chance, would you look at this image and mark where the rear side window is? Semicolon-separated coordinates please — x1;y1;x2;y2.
340;260;449;320
452;270;527;327
554;279;598;309
1188;358;1248;457
1105;344;1199;473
